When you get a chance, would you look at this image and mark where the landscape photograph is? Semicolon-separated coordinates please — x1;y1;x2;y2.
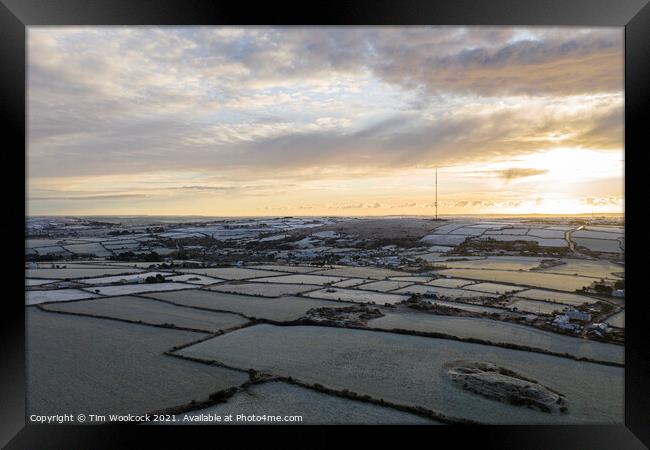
26;26;624;425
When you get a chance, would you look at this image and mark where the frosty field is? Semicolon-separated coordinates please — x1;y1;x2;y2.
304;288;408;305
515;289;598;306
146;290;356;321
356;280;415;292
369;312;623;364
26;268;144;279
508;299;566;315
41;295;249;332
393;284;498;299
177;267;283;280
166;274;224;285
463;283;527;294
436;269;595;291
173;381;437;425
27;309;248;416
77;271;174;285
426;278;475;288
25;278;60;287
250;274;345;285
573;237;623;253
176;324;623;424
331;278;370;288
310;267;407;279
26;288;100;305
438;256;545;271
539;259;623;279
206;282;320;297
251;264;320;273
86;282;197;297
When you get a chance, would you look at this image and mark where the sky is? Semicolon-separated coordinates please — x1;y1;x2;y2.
27;26;624;216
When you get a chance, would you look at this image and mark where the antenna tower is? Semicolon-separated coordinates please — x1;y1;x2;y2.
435;167;438;220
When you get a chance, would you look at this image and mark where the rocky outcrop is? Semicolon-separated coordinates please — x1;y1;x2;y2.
447;362;568;414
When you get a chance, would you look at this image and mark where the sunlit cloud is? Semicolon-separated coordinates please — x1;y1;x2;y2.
27;26;624;216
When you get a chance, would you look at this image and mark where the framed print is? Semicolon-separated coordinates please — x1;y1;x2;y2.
1;1;648;448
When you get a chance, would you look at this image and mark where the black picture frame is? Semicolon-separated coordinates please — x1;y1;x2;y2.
1;1;648;448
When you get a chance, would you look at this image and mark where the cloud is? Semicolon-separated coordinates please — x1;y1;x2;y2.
29;194;148;201
498;168;549;181
580;196;621;206
26;27;624;215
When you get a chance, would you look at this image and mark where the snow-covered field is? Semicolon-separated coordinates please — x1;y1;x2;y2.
462;282;527;294
78;272;174;285
393;284;498;299
206;282;320;297
304;288;408;305
84;282;197;297
514;289;598;306
250;274;345;285
166;274;224;285
435;268;595;291
356;280;414;292
310;267;406;279
176;267;285;280
331;278;370;288
26;288;100;305
426;278;475;288
26;278;60;287
508;299;565;315
573;237;622;253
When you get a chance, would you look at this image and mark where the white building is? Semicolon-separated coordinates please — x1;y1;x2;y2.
552;314;578;331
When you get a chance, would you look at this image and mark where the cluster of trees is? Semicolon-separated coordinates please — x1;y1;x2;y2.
144;274;166;284
108;251;162;262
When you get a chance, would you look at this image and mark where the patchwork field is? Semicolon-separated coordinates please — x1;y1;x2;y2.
251;264;320;273
331;278;369;288
206;282;320;297
393;284;498;299
463;283;527;294
177;267;283;280
426;278;475;288
26;268;144;279
41;296;249;332
356;280;415;292
250;274;345;285
436;269;595;292
573;238;622;253
77;271;174;285
310;267;407;279
176;324;623;424
514;289;598;306
26;288;100;305
368;313;623;364
508;299;566;315
27;309;248;416
146;290;356;321
539;259;623;279
172;381;437;425
438;257;545;271
304;288;408;305
25;215;625;425
26;278;60;287
85;282;197;297
166;274;224;285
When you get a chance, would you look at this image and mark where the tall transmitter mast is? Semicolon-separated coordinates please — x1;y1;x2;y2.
435;167;438;220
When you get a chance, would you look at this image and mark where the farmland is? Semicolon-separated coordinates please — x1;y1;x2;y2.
25;215;624;424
